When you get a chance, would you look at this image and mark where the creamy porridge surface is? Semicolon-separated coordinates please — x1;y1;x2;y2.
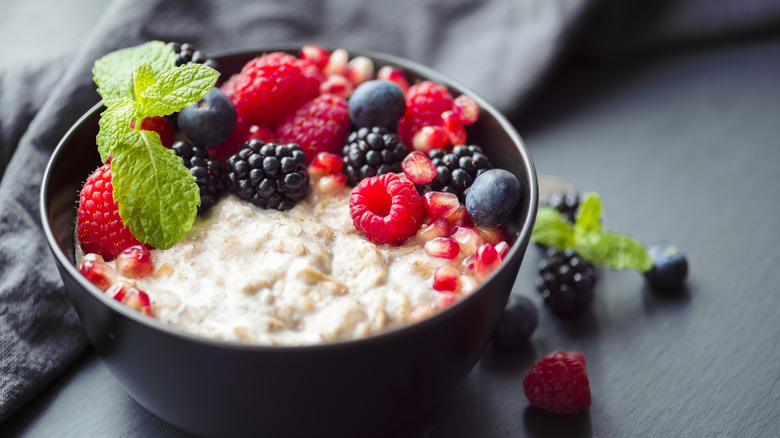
103;187;478;345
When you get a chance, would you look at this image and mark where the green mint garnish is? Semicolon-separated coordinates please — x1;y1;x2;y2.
531;192;653;271
91;41;220;249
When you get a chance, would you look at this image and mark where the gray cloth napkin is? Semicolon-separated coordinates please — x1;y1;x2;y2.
1;0;778;424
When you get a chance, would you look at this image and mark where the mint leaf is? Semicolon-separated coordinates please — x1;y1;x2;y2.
531;206;576;249
575;192;602;233
93;41;175;102
574;230;653;271
139;63;219;117
96;98;140;162
133;63;157;104
111;130;199;249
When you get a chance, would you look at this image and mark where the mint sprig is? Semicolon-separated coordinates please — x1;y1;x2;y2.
531;193;653;271
91;41;220;249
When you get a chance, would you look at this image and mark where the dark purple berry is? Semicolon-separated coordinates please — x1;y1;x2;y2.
492;295;538;349
348;80;406;131
179;87;237;148
645;244;688;290
465;168;521;227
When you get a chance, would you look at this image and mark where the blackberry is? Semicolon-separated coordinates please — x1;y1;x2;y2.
422;144;492;202
173;140;226;215
225;140;308;211
542;190;580;222
342;126;407;186
167;42;219;70
492;295;538;349
536;247;596;317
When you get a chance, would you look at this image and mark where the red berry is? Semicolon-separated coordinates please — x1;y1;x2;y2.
232;52;319;127
77;253;117;291
107;281;154;316
129;116;174;148
450;226;484;257
299;44;330;71
349;173;423;244
245;124;276;144
208;116;249;163
376;66;410;95
415;217;451;246
475;242;501;280
77;164;143;261
320;74;354;99
115;245;154;278
399;81;454;147
219;73;241;100
523;350;591;414
346;56;375;87
297;58;325;97
433;265;460;292
275;94;350;163
441;110;467;146
401;151;437;184
412;125;448;153
424;237;460;260
308;152;344;179
422;191;460;220
453;94;479;125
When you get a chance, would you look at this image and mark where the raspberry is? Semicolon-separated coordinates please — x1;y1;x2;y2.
523;350;591;414
77;164;143;261
342;126;407;186
129;116;174;148
398;81;454;147
275;94;350;163
231;52;320;127
349;173;423;245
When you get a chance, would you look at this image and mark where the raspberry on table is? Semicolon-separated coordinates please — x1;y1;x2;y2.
523;350;591;414
77;163;144;261
342;126;407;186
349;173;423;245
536;247;596;317
275;94;350;164
398;81;454;147
231;52;320;127
173;140;227;215
225;140;309;211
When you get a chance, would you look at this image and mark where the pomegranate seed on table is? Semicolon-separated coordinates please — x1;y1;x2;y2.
320;74;354;98
376;66;410;94
450;226;485;257
412;126;448;153
424;237;460;260
77;253;117;291
346;56;375;87
452;94;479;125
433;265;460;292
401;151;437;184
114;245;154;278
475;243;501;280
441;110;467;146
415;217;451;245
422;191;460;219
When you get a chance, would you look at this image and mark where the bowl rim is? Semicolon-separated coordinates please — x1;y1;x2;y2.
40;45;538;353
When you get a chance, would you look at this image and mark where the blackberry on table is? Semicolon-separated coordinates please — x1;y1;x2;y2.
342;126;407;186
225;140;308;211
422;144;492;202
173;140;227;216
167;42;219;70
542;190;581;223
536;247;596;317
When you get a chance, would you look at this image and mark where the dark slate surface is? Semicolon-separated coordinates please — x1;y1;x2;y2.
5;32;780;438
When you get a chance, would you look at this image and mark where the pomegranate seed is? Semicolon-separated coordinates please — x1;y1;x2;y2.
346;56;375;87
424;237;460;259
376;66;410;94
245;124;275;143
441;110;467;146
401;151;437;184
323;48;349;77
423;191;460;219
475;243;501;280
412;125;448;153
433;265;460;292
435;292;459;311
453;94;479;125
320;74;354;99
315;172;348;194
77;253;117;291
495;241;510;260
461;255;476;275
415;217;451;245
299;44;330;71
105;281;154;316
308;152;344;179
475;225;509;245
450;226;485;257
115;245;154;278
445;204;474;228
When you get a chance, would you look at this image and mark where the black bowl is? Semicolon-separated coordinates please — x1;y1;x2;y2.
40;47;538;438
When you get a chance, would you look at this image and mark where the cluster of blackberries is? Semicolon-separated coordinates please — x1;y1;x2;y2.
420;145;492;201
167;42;219;70
341;127;407;186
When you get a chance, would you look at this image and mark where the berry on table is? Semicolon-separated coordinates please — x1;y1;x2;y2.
492;295;538;349
348;80;406;130
77;164;144;261
422;145;492;202
645;244;688;290
341;127;407;186
542;190;581;223
536;248;596;317
275;93;350;163
129;116;174;148
179;87;237;148
465;168;521;227
349;173;423;244
173;140;227;215
523;350;591;414
225;140;309;211
398;81;454;147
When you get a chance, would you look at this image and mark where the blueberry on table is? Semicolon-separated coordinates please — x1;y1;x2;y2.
492;295;538;349
178;87;237;148
645;244;688;290
348;80;406;131
465;168;521;227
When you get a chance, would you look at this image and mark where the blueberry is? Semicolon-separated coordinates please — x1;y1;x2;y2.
645;244;688;290
465;168;521;227
492;295;538;349
348;80;406;130
179;87;237;148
